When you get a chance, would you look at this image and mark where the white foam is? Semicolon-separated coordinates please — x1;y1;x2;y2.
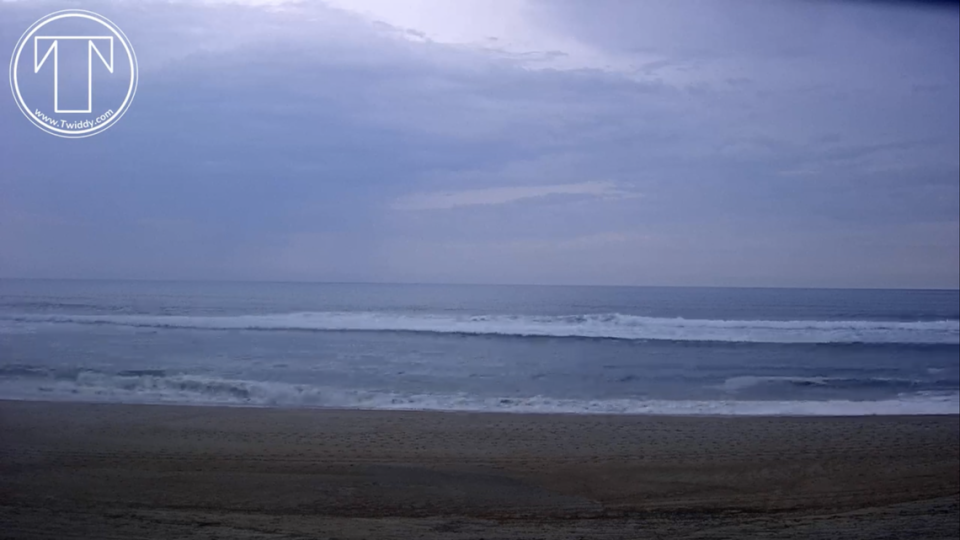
718;375;927;392
3;311;958;344
0;372;956;416
720;376;832;392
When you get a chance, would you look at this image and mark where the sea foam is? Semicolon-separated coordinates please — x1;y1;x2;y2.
3;311;958;344
0;369;956;416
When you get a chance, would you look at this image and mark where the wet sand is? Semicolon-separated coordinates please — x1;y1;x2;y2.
1;400;957;539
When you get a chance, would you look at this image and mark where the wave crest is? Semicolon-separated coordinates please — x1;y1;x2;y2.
3;311;958;344
0;369;956;416
718;375;935;393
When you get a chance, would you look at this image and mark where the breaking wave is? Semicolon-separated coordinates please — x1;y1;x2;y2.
718;375;943;393
3;311;958;344
0;368;956;416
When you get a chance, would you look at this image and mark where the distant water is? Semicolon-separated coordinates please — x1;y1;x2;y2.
1;280;957;416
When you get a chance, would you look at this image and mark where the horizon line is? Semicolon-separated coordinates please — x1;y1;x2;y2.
0;276;957;292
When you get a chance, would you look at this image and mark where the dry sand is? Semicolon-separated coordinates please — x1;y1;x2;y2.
1;400;957;539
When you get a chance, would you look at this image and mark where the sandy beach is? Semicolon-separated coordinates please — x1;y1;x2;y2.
1;400;957;539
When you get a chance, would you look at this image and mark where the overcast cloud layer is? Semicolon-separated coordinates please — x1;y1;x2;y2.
1;0;957;288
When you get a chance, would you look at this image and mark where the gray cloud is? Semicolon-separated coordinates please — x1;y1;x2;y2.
393;181;639;211
1;0;957;288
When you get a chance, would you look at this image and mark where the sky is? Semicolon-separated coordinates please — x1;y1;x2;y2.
0;0;957;288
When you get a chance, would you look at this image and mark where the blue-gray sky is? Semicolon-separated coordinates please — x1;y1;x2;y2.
1;0;958;288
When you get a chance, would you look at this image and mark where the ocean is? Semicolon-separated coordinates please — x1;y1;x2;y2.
0;279;957;416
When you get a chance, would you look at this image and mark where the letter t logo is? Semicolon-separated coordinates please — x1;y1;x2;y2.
34;36;114;113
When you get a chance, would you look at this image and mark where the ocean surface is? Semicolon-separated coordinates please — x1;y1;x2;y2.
0;280;957;416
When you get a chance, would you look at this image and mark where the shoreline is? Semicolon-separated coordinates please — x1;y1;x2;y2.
2;395;960;418
2;390;957;417
2;399;958;539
